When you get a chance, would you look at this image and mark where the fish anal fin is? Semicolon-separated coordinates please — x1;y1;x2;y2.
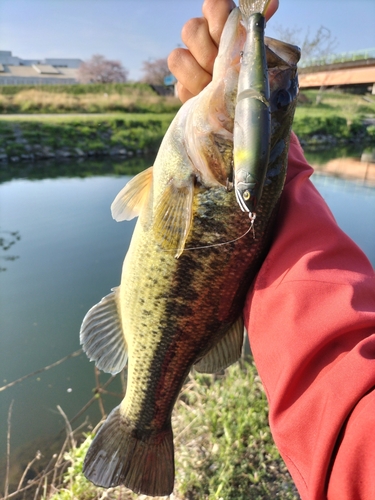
111;166;153;221
83;406;175;496
80;287;127;375
194;316;245;373
153;177;194;259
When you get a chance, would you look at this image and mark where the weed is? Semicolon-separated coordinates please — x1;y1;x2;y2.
44;359;298;500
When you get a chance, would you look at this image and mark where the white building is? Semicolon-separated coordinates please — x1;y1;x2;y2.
0;51;83;85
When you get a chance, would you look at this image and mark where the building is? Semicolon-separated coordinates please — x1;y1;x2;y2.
0;50;83;85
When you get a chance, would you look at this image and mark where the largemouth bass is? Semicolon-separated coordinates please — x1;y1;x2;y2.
80;0;300;496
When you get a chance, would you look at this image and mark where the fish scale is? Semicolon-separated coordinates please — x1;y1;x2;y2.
80;1;300;495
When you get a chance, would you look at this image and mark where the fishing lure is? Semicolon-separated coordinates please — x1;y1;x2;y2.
233;1;271;216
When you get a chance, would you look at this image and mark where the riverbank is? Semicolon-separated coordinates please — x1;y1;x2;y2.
0;113;175;162
0;88;374;164
1;112;374;165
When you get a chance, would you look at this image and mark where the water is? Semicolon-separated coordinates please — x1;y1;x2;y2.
0;155;374;487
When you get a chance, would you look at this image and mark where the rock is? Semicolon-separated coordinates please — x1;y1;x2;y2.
56;150;71;158
361;149;375;163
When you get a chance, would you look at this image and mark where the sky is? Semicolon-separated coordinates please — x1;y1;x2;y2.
1;0;375;81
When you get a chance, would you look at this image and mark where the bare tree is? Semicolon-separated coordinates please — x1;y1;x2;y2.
77;54;128;83
141;57;170;85
272;25;338;64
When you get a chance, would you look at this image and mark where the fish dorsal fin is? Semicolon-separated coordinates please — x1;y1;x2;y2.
194;315;245;373
153;177;194;259
111;166;153;221
80;287;127;375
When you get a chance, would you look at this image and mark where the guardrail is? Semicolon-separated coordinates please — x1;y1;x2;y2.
299;48;375;68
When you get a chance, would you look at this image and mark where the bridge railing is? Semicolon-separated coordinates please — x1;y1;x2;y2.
299;48;375;68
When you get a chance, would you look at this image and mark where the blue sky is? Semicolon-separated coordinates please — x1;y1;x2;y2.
1;0;374;81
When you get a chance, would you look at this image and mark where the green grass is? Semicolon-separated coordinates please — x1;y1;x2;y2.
0;113;175;158
294;90;375;141
46;359;298;500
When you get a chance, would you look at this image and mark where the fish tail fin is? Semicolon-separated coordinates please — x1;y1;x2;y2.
239;0;272;17
83;405;175;496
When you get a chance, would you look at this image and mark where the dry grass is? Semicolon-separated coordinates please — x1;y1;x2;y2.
3;359;298;500
0;89;180;114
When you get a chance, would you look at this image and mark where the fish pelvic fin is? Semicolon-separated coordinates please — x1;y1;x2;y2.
80;287;127;375
83;406;175;496
194;315;245;373
153;177;194;259
111;166;153;221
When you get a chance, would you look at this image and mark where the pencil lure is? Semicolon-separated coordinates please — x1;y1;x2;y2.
234;0;272;215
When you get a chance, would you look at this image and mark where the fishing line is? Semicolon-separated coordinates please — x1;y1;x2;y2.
166;212;256;256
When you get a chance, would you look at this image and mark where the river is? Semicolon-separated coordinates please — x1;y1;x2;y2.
0;152;374;490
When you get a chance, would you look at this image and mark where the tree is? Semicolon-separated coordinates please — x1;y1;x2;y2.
272;25;338;65
141;57;170;85
77;54;128;83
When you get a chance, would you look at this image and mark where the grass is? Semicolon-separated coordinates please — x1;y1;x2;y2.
0;114;175;159
0;84;180;114
294;90;375;141
0;88;374;162
0;82;155;96
35;358;298;500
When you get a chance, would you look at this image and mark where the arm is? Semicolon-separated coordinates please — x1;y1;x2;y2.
246;134;375;499
169;2;375;498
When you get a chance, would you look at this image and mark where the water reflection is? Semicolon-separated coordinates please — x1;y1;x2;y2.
0;229;20;272
303;143;365;165
311;173;375;267
0;154;154;183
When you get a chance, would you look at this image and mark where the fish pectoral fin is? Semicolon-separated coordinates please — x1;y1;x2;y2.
83;406;174;496
111;166;153;221
194;315;245;373
80;287;128;375
153;177;194;259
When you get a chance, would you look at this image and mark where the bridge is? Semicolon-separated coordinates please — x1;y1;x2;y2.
298;48;375;92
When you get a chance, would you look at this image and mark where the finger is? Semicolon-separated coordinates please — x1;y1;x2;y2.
181;17;218;76
265;0;279;20
202;0;236;47
175;82;195;104
168;48;212;100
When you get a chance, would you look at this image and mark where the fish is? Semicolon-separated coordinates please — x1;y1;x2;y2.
79;0;300;496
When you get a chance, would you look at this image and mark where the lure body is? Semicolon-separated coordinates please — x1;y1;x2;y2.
234;11;271;215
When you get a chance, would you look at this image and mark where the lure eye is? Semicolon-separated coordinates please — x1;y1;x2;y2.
243;190;251;201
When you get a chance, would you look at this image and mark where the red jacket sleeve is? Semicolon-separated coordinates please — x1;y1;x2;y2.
244;133;375;500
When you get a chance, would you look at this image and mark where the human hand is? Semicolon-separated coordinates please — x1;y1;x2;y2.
168;0;279;103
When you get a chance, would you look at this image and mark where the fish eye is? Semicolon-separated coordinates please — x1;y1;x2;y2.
243;190;251;201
